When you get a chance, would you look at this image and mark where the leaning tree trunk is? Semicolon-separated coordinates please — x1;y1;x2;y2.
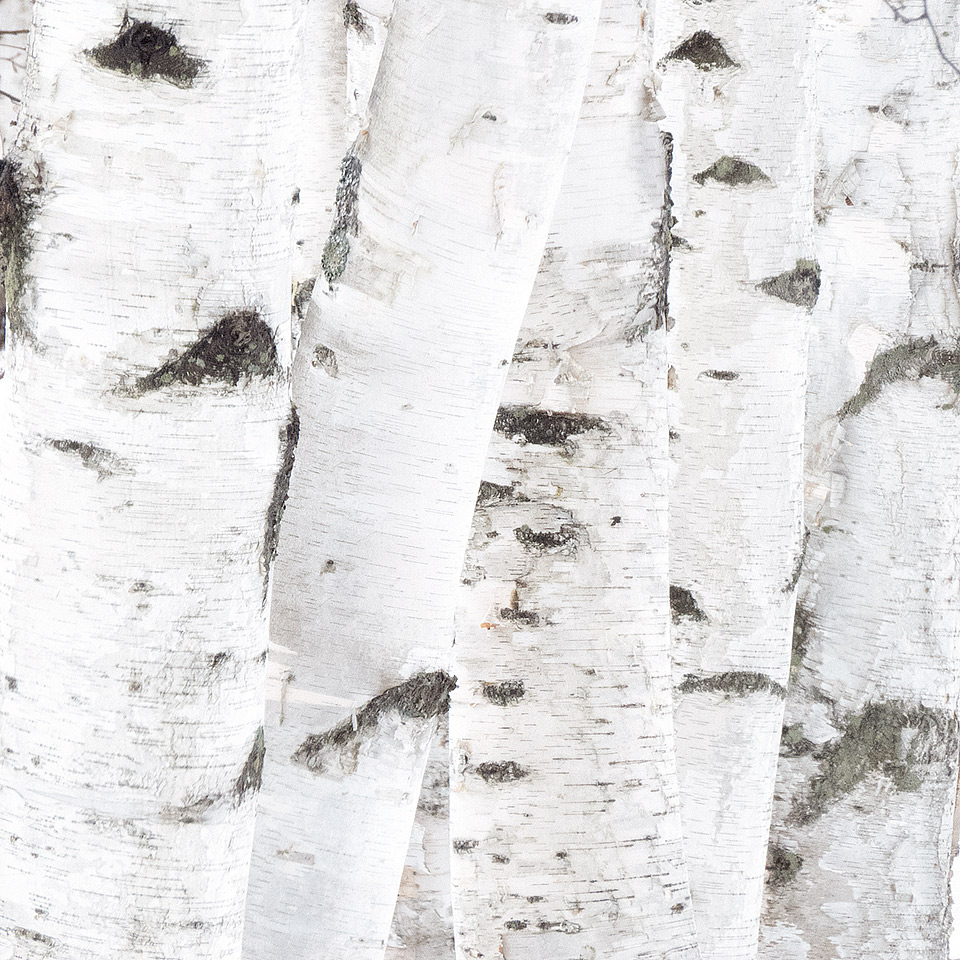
655;0;815;956
446;1;701;957
0;2;295;958
761;2;960;957
241;1;603;958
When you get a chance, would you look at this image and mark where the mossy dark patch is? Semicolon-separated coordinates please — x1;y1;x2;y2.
791;601;812;676
344;0;367;32
837;336;960;420
678;671;786;699
505;920;528;930
544;12;578;23
703;369;739;381
482;680;526;705
87;16;204;87
134;310;279;392
766;843;803;886
475;760;529;783
292;278;315;322
322;152;362;284
780;723;816;758
758;260;821;309
665;31;738;70
514;524;579;553
14;929;56;948
292;671;457;774
262;406;300;598
477;480;528;507
494;406;608;446
46;438;120;480
790;700;959;825
0;157;41;345
670;584;707;623
693;157;770;187
234;726;265;801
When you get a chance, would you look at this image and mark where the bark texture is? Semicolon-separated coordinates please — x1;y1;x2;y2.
656;0;815;956
0;2;296;958
761;2;960;957
242;1;603;957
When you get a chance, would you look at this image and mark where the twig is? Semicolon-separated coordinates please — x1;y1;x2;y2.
883;0;960;78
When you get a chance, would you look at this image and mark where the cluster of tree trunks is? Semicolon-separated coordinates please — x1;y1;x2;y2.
0;1;957;959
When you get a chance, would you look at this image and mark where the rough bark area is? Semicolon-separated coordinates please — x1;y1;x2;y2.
242;2;602;957
0;2;295;958
656;0;815;956
761;3;960;958
447;4;701;957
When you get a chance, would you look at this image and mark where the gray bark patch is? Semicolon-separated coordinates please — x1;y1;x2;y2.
87;16;204;87
322;152;362;284
292;671;457;775
837;336;960;420
482;680;526;705
514;523;579;554
665;31;738;70
505;920;528;930
14;929;56;948
702;369;739;381
766;843;803;886
344;0;367;32
537;920;581;934
669;584;707;623
789;701;959;825
134;310;279;392
477;480;528;507
262;406;300;598
758;259;821;309
782;529;810;593
494;406;608;446
5;676;15;691
677;671;786;699
791;601;812;676
475;760;529;783
543;12;579;23
500;606;540;626
312;344;339;377
161;795;219;824
453;839;478;853
780;723;816;758
46;438;121;480
693;157;770;187
235;726;265;801
0;156;41;347
292;278;316;322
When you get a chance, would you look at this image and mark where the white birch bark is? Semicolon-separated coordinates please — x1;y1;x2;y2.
242;2;602;957
760;3;960;957
0;2;296;958
655;2;815;956
0;0;30;152
447;4;701;957
344;0;391;140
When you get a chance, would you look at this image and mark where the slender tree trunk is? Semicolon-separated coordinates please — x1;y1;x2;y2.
655;1;815;956
761;3;960;957
447;4;701;957
0;2;296;957
242;2;603;957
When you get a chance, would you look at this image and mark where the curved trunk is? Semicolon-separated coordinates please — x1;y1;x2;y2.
447;3;701;957
761;3;960;957
655;0;815;955
0;2;295;957
242;1;602;957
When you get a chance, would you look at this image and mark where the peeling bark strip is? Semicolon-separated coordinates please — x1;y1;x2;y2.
669;584;707;623
790;701;959;825
262;407;300;586
838;336;960;420
665;31;738;70
693;156;770;186
291;672;457;774
494;406;608;445
321;152;362;284
474;760;529;782
86;16;204;87
235;727;266;801
677;671;787;699
0;156;40;344
758;259;820;309
481;680;526;705
765;844;802;886
46;438;120;479
134;311;279;392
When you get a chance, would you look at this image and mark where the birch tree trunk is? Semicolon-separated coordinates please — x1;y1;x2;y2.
446;4;702;957
0;0;30;151
0;2;295;958
242;2;603;957
761;3;960;957
655;1;815;956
